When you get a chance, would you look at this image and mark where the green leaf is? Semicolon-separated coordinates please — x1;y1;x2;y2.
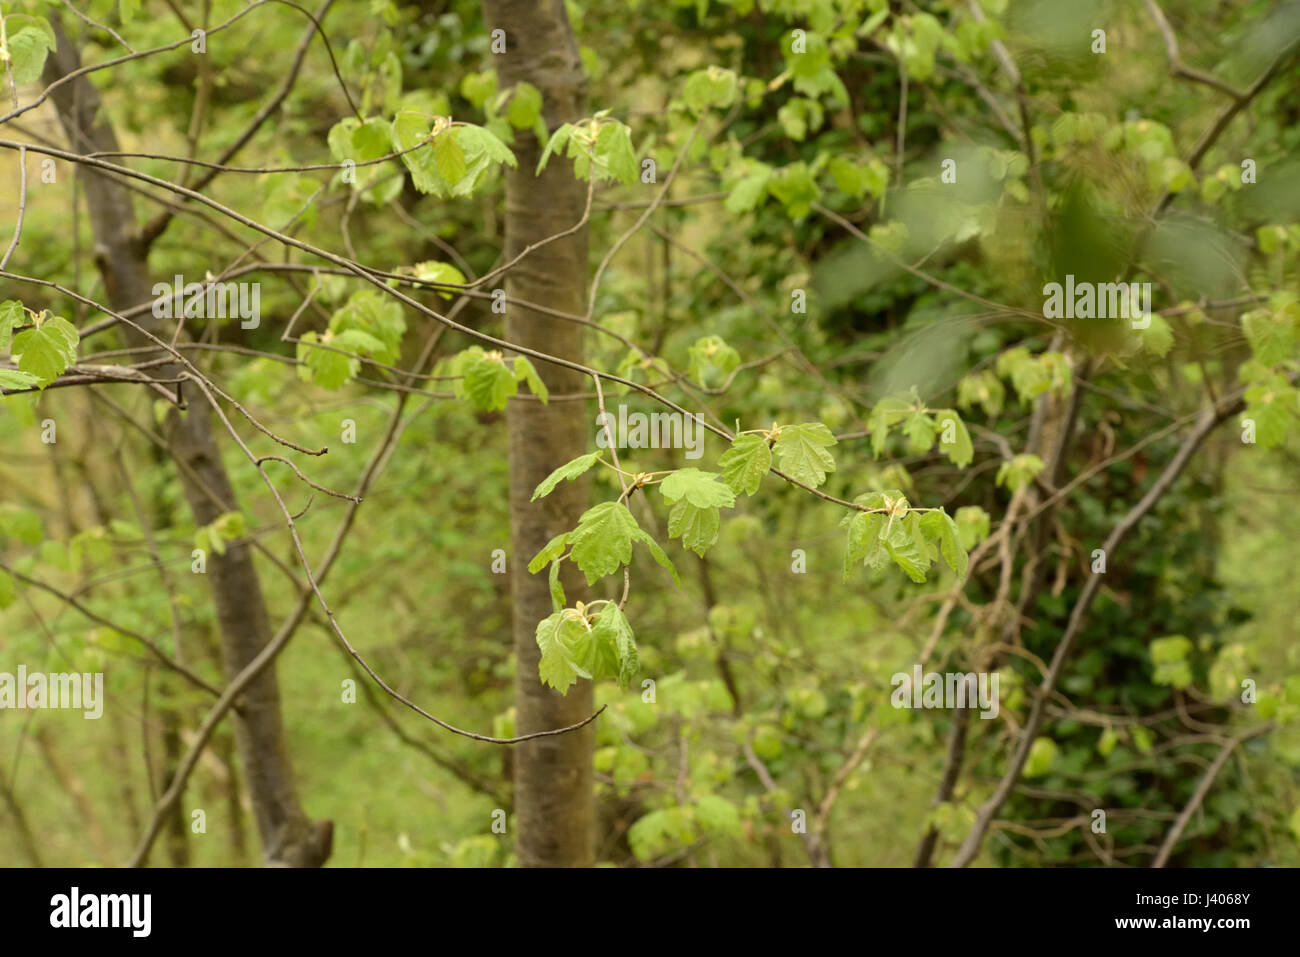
591;603;639;687
512;356;548;404
920;509;968;581
0;300;27;350
532;452;601;502
593;121;638;185
7;23;57;86
869;395;913;457
536;610;590;692
631;528;681;587
933;410;973;467
433;130;468;185
683;66;737;115
954;505;990;551
843;509;885;578
296;331;360;390
1024;737;1058;778
882;512;930;583
772;422;837;487
11;315;79;386
548;559;565;612
410;260;467;299
718;433;771;495
995;453;1045;492
506;81;543;129
658;468;735;508
569;501;641;585
536;123;574;175
0;368;40;390
528;532;570;574
668;500;721;557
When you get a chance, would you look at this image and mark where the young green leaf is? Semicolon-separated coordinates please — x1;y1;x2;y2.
12;315;79;386
772;422;837;487
718;433;772;495
532;452;601;502
569;501;641;585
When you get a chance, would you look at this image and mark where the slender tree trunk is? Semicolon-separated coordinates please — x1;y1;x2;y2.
480;0;594;867
44;21;330;867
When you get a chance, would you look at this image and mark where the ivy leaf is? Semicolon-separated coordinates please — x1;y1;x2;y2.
718;433;771;496
773;422;837;487
12;315;79;386
658;468;735;508
532;452;601;501
920;508;968;581
569;501;641;585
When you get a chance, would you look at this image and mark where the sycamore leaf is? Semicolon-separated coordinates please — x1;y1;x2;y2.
933;409;974;467
668;500;721;557
631;528;681;587
0;368;41;391
718;433;772;496
512;356;548;404
548;559;565;611
0;300;27;350
11;315;78;386
528;531;570;574
536;610;591;692
773;422;837;487
532;452;601;501
869;395;913;457
920;508;968;581
658;468;735;508
569;501;641;585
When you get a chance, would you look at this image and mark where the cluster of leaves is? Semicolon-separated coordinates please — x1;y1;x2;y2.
537;112;638;186
0;300;79;389
867;389;973;467
194;512;247;557
840;490;975;584
444;347;548;412
296;291;406;390
535;601;639;693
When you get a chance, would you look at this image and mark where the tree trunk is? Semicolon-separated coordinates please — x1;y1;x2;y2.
480;0;594;867
44;21;330;867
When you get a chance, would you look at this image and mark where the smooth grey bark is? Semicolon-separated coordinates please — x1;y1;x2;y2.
479;0;595;866
43;22;330;867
